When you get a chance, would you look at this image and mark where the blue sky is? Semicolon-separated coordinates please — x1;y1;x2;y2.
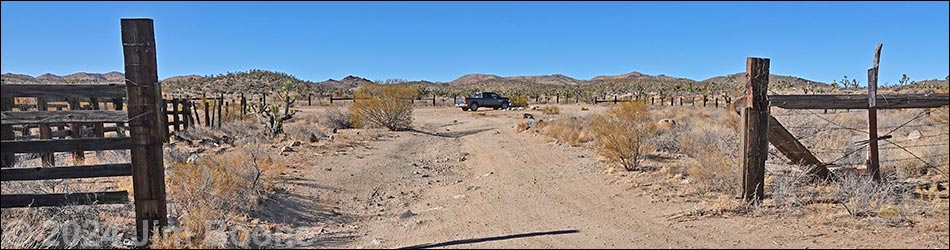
1;1;948;84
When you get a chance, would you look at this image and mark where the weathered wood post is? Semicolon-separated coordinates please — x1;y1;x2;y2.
204;100;211;127
670;96;674;106
0;97;13;168
867;44;882;181
651;96;655;105
67;98;85;163
114;97;127;137
37;98;55;166
217;94;223;127
171;98;181;132
703;95;708;107
613;95;618;104
240;93;247;117
308;94;312;106
183;100;192;129
556;94;559;104
90;98;106;138
740;57;770;202
121;18;167;246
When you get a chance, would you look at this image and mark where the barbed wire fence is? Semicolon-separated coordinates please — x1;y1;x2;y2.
767;107;950;179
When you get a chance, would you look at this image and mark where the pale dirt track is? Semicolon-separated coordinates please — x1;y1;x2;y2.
261;106;945;249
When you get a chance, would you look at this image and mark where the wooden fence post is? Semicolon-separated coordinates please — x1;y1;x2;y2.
67;98;85;163
90;98;105;138
121;18;167;245
115;97;127;137
182;100;192;129
217;94;223;127
37;98;55;166
308;94;312;106
171;98;181;132
204;100;211;127
0;97;12;168
867;44;882;181
241;93;247;117
740;57;770;202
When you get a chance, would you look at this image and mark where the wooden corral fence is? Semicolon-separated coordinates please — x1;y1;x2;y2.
161;94;229;137
0;18;168;245
736;44;950;202
592;94;732;107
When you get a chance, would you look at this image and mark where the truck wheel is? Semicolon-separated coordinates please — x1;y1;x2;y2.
501;102;509;110
461;107;469;111
470;103;479;111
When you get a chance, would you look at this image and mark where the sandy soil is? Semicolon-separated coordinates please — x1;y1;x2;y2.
258;105;948;249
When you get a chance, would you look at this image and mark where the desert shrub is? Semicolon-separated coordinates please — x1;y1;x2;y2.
161;146;286;248
591;101;655;171
318;107;354;130
539;105;560;115
349;84;418;131
284;122;326;143
830;174;917;224
680;124;740;193
510;96;529;107
219;119;262;139
542;116;595;146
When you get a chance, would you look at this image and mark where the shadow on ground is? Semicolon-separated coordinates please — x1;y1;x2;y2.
397;229;580;249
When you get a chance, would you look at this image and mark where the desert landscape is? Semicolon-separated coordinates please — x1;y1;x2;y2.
2;2;949;249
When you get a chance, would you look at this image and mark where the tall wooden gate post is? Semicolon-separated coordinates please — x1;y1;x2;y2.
121;18;168;245
0;97;14;167
740;57;770;202
867;44;882;181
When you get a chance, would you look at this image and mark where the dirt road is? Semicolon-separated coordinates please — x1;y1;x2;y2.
262;106;946;249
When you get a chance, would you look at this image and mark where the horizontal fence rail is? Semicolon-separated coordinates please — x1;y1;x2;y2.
769;94;950;109
1;163;133;181
1;191;130;208
1;84;128;99
0;137;132;153
1;110;129;125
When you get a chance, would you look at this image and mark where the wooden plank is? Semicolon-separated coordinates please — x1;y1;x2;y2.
741;57;770;202
0;191;129;208
1;163;132;181
1;137;131;153
1;84;126;99
1;110;128;125
122;18;168;244
769;94;949;110
767;115;828;178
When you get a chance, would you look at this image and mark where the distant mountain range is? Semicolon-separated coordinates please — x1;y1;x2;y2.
1;71;125;83
3;70;946;93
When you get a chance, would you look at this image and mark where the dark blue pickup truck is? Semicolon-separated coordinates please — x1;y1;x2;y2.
455;92;510;111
